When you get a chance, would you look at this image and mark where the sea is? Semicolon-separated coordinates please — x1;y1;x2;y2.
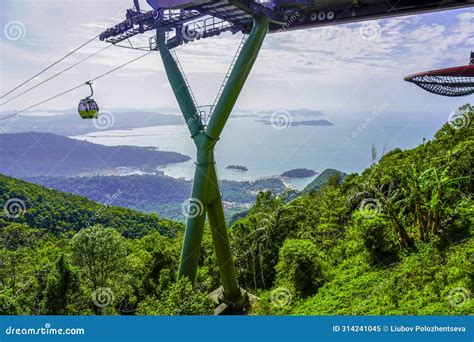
72;109;446;190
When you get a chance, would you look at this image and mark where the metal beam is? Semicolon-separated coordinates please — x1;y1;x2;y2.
156;27;204;136
157;14;268;306
206;15;268;140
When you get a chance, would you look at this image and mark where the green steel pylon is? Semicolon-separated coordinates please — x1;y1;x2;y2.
156;15;269;308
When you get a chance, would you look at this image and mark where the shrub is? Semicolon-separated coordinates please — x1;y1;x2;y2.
275;239;326;298
352;212;400;266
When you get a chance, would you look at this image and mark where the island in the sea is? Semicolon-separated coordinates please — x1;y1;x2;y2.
226;164;248;172
281;168;317;178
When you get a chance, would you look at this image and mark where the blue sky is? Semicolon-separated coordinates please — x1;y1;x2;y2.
0;0;473;120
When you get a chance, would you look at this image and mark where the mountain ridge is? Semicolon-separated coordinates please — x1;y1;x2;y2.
0;132;190;178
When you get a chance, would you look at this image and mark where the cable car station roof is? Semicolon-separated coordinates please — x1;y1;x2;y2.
99;1;474;49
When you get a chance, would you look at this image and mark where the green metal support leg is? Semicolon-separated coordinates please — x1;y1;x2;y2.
157;15;269;308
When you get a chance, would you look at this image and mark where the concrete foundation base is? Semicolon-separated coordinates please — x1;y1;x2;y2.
209;286;258;315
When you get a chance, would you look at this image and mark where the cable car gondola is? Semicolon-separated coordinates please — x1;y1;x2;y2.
78;81;99;119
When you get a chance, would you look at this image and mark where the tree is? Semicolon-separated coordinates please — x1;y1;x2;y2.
71;225;126;289
352;212;399;266
0;224;38;294
70;225;126;314
135;231;179;296
43;254;80;315
232;192;289;290
371;144;377;164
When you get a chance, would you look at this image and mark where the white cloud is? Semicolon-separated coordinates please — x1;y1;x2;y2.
0;1;472;115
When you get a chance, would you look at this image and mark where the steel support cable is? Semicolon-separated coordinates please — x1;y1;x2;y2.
0;9;127;99
88;51;153;82
0;34;101;99
0;51;154;122
1;45;114;107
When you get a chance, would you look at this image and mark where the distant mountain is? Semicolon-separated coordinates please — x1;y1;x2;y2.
27;174;287;221
303;168;347;192
0;110;184;135
0;132;190;178
281;168;317;178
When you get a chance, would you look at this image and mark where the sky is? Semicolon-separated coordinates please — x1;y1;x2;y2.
0;0;473;121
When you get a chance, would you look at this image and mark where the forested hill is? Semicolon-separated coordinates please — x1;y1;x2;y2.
0;132;190;178
303;168;347;192
0;173;182;238
0;105;472;316
27;174;286;220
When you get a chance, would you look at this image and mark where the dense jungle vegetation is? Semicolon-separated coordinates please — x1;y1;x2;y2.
0;105;472;315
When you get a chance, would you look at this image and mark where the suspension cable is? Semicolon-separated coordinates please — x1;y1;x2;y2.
0;51;154;121
0;9;126;100
0;45;114;107
0;34;101;99
89;51;153;82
